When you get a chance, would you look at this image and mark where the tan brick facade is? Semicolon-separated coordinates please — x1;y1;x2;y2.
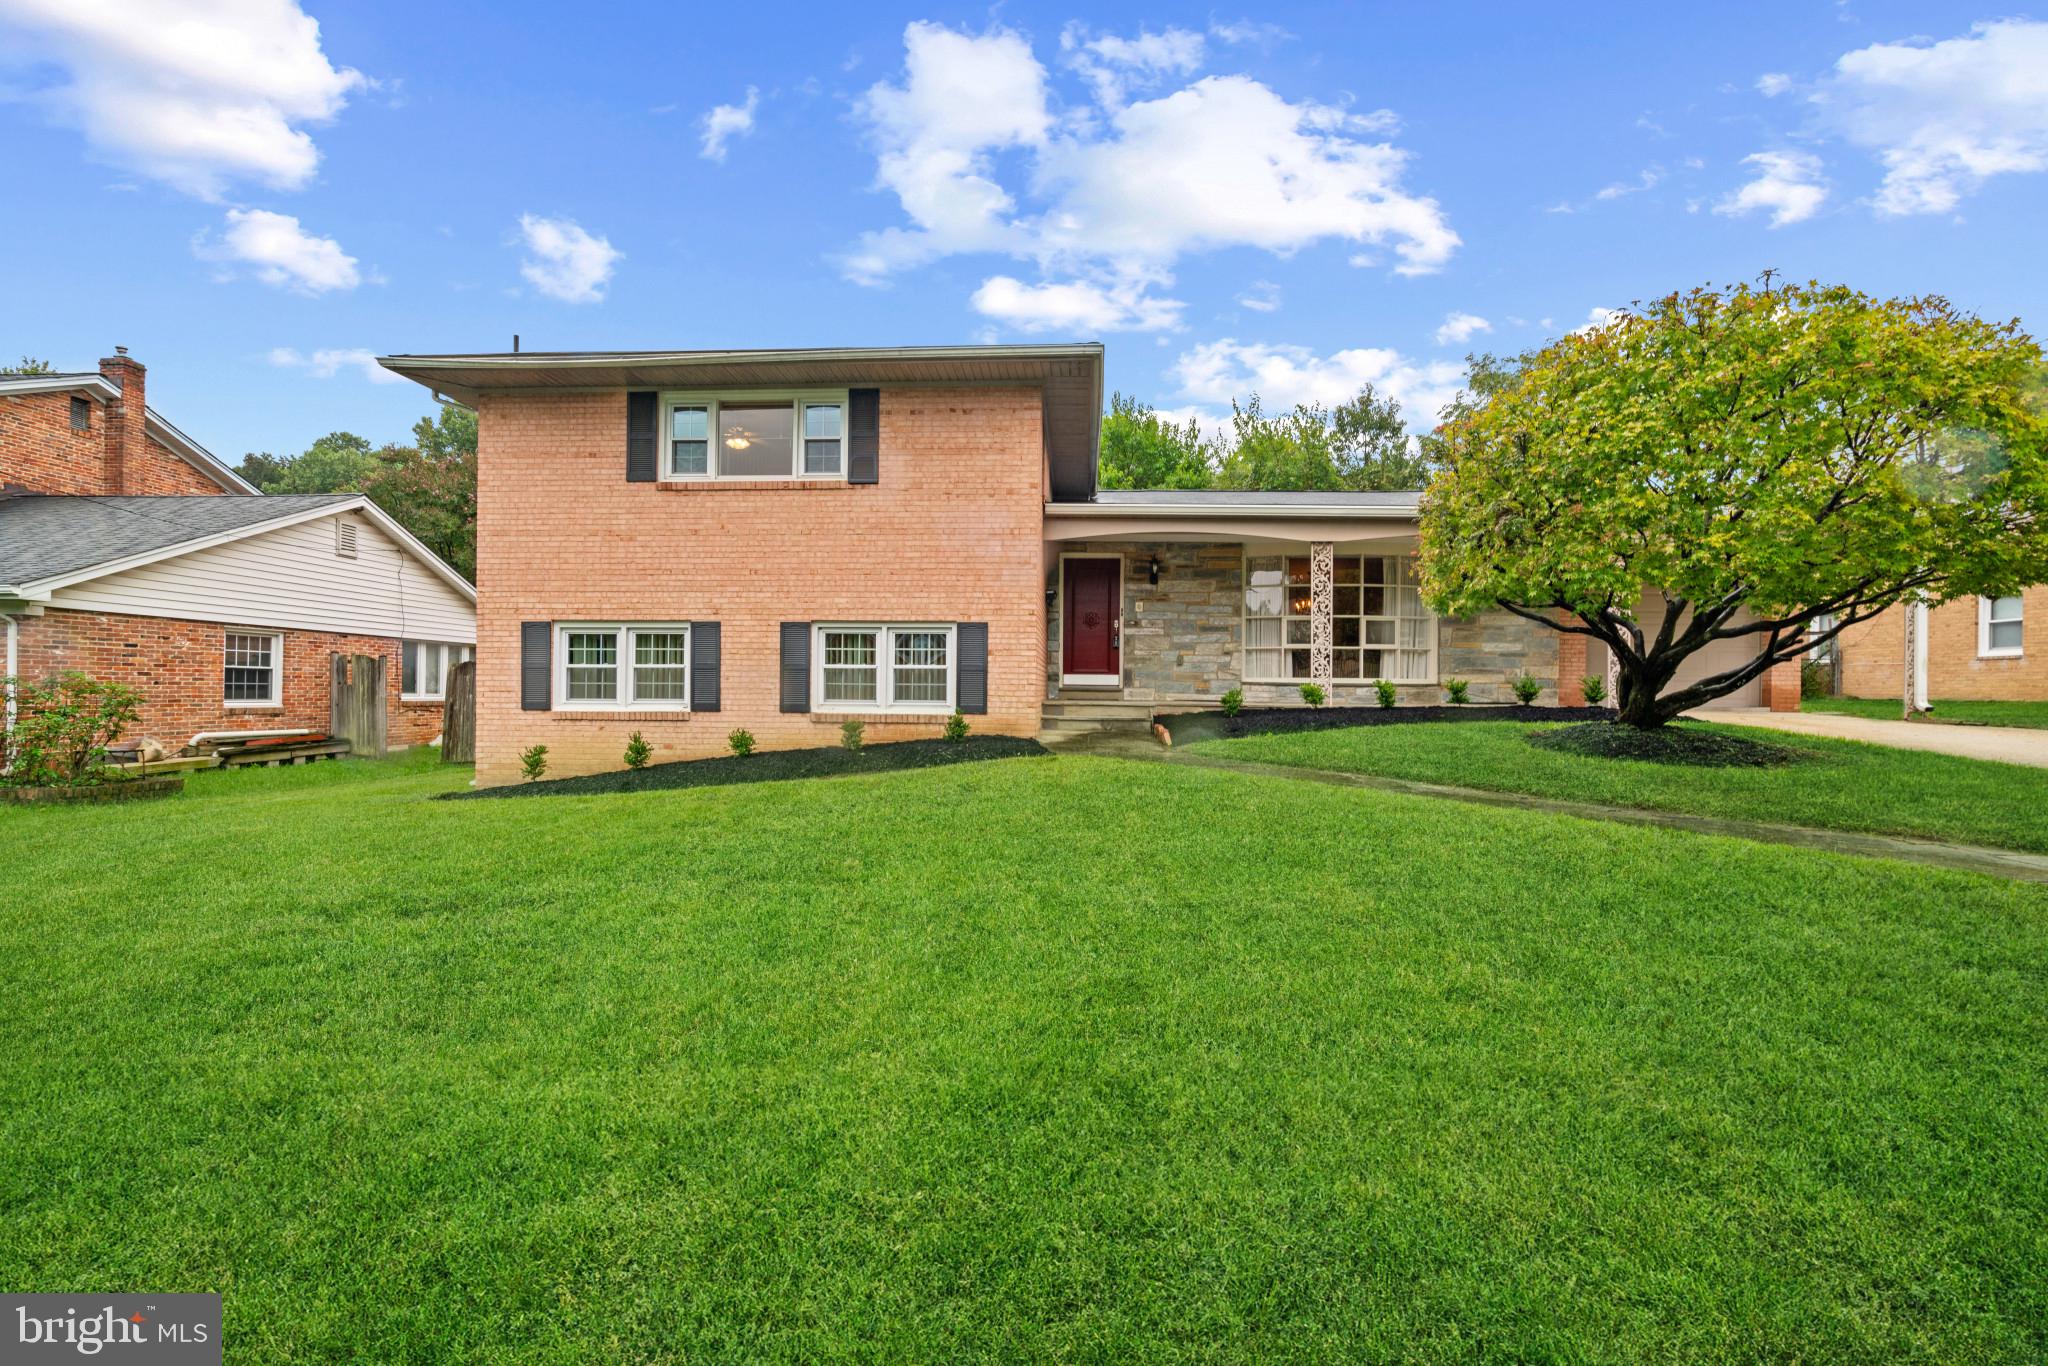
473;386;1046;784
15;607;444;750
1838;589;2048;701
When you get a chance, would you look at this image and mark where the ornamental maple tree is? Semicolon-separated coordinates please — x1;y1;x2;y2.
1419;279;2048;728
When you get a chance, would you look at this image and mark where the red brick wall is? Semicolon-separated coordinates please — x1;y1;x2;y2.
1555;612;1588;705
1839;589;2048;701
0;361;229;496
131;435;233;495
14;607;444;750
473;386;1047;784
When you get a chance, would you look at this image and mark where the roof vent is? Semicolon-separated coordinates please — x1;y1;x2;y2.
335;519;358;559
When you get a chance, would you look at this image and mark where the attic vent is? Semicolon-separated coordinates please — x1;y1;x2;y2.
335;519;359;558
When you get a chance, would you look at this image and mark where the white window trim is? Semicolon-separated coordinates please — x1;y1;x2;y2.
661;388;850;481
223;629;284;708
401;641;474;702
813;623;956;714
1240;552;1440;686
1980;594;2024;659
552;623;691;712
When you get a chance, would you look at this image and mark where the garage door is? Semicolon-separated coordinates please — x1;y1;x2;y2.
1635;590;1760;709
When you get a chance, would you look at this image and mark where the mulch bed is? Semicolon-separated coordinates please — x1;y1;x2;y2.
1527;722;1807;768
443;735;1048;800
1157;704;1617;745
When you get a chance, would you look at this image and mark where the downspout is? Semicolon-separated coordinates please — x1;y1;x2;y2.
3;610;18;774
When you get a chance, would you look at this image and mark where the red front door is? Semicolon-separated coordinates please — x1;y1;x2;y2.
1062;558;1121;682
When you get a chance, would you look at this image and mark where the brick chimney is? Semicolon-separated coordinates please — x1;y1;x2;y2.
97;346;146;495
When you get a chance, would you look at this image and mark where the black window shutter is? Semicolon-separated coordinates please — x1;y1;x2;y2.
626;391;657;482
956;622;988;715
691;622;721;712
780;622;811;713
847;388;879;485
520;621;552;711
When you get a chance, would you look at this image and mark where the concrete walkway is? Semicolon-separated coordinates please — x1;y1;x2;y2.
1043;729;2048;884
1696;707;2048;769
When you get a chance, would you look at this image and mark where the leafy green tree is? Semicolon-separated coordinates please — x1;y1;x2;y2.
1218;388;1433;492
1420;280;2048;728
1;357;57;376
1330;384;1433;490
362;406;478;581
261;431;378;494
235;451;290;488
1098;392;1214;489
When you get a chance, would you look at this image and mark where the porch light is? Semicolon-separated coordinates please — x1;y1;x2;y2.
1146;554;1162;585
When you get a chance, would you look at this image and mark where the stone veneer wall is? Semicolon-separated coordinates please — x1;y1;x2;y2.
1047;540;1561;704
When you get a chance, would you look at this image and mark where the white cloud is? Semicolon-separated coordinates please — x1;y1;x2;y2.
201;208;359;292
1172;339;1466;430
1573;306;1626;336
699;87;758;162
1756;72;1794;97
971;275;1184;333
0;0;365;199
1433;312;1492;346
1236;280;1281;313
1824;19;2048;215
1210;19;1291;48
516;214;621;303
1061;23;1205;107
844;21;1458;315
1714;149;1829;226
1594;164;1664;200
268;346;403;384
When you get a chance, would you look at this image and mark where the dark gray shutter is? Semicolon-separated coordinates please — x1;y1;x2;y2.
956;622;987;715
520;621;551;711
847;388;879;485
626;391;657;482
691;621;721;712
780;622;811;713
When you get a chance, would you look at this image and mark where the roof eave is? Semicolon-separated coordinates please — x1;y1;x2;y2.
1045;500;1420;519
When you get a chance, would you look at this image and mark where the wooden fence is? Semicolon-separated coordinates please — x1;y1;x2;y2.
442;659;476;764
329;653;388;758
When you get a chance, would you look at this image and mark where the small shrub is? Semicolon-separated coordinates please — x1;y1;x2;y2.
1511;674;1543;705
840;719;865;751
1299;682;1326;708
1580;674;1608;706
1;672;143;786
1444;677;1471;705
623;731;651;769
1800;659;1835;700
943;712;970;743
727;728;756;757
1219;687;1244;717
519;744;549;781
1373;678;1397;708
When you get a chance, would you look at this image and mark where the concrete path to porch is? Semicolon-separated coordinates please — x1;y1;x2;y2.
1696;707;2048;770
1042;728;2048;885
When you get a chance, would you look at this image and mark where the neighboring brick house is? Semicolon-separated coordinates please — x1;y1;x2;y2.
1;352;475;754
1834;588;2043;704
376;344;1796;787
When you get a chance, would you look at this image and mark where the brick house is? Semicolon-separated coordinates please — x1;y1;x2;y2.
1;351;475;753
1833;589;2042;705
377;344;1797;786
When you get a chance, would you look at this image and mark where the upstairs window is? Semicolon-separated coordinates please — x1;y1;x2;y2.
70;396;90;431
1981;595;2024;657
664;393;846;480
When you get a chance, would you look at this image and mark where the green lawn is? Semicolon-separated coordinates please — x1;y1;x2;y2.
1806;695;2048;730
4;751;2046;1362
1197;719;2048;853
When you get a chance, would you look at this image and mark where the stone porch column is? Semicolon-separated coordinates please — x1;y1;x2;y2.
1309;542;1334;691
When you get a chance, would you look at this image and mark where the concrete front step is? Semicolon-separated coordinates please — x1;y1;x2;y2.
1039;715;1156;734
1042;699;1154;719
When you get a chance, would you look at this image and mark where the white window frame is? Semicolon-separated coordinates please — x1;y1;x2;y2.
401;640;475;701
552;623;691;711
661;389;850;481
223;630;283;707
812;623;956;714
1240;552;1439;686
1980;594;2024;659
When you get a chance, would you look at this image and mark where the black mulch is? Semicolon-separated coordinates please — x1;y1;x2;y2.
1527;722;1807;768
1157;704;1617;745
443;735;1048;800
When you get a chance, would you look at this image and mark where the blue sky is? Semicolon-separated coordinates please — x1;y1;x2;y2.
3;1;2044;463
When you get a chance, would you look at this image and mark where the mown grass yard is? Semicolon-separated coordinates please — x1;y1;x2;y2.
4;749;2046;1362
1805;694;2048;730
1197;719;2048;853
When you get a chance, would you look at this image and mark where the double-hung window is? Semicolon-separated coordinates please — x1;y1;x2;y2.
815;624;953;713
665;392;847;479
223;630;282;706
401;641;475;700
555;624;691;710
1981;595;2024;658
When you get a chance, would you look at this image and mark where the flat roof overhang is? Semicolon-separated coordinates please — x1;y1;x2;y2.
1044;497;1421;545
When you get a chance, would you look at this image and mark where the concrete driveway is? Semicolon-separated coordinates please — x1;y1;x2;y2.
1696;707;2048;769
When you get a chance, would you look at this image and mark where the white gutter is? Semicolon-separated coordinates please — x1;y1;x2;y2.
3;611;16;767
379;343;1104;371
1045;501;1421;520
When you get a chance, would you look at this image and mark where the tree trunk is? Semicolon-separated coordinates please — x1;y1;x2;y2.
1615;683;1673;729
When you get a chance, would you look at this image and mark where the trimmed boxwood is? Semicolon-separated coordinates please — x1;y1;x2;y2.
446;735;1046;800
